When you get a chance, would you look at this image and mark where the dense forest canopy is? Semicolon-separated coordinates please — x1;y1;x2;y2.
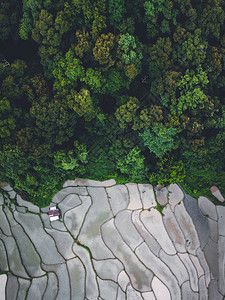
0;0;224;206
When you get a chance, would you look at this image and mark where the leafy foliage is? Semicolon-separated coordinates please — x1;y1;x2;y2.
118;33;143;65
144;0;165;18
149;157;186;186
116;147;146;181
93;33;116;67
54;141;87;171
173;66;209;115
173;29;208;68
139;124;177;158
108;0;126;27
0;0;21;39
52;49;85;90
67;88;96;121
115;97;140;129
1;0;225;206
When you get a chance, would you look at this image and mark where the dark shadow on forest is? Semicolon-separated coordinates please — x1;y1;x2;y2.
0;39;39;62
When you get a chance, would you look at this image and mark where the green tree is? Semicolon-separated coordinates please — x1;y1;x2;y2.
118;33;143;78
91;0;107;38
93;33;116;67
118;33;143;65
30;9;71;76
135;106;164;130
199;0;225;40
54;10;70;35
1;59;28;100
0;97;16;138
0;60;29;140
0;145;31;181
104;68;128;94
172;66;209;115
117;17;135;34
144;0;165;17
161;0;174;21
53;49;85;91
27;73;49;100
30;93;77;146
173;29;208;68
16;127;35;153
150;70;181;101
139;124;177;158
149;156;186;185
108;0;126;27
206;46;223;83
115;97;140;129
64;0;90;27
116;146;146;181
0;0;21;39
82;68;105;93
19;0;41;40
72;28;91;59
67;88;97;121
148;37;172;79
54;141;88;171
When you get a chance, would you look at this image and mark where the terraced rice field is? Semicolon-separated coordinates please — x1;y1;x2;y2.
0;179;224;299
